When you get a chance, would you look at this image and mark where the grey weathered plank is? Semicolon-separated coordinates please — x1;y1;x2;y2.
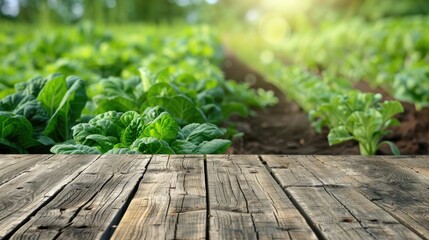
316;155;429;239
0;155;52;186
111;155;206;240
0;155;99;239
262;155;422;240
261;155;355;187
9;155;151;240
377;156;429;179
207;155;316;240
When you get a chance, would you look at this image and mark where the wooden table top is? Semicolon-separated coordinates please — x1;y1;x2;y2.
0;155;428;240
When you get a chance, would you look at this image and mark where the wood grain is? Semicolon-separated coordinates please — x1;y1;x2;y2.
9;155;151;240
207;155;316;240
0;155;99;239
316;155;429;239
0;155;52;186
111;155;206;240
0;154;427;240
262;155;422;240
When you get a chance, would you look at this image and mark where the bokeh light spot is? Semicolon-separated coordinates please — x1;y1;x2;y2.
260;50;274;64
259;14;290;45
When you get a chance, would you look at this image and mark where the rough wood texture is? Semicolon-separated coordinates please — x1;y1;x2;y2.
0;155;99;239
0;154;428;240
111;155;207;240
316;155;429;239
10;155;151;240
262;155;422;240
207;155;316;239
0;155;51;186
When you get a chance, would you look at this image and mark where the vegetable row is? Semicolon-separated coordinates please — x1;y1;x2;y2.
0;24;277;154
280;16;429;109
266;63;403;155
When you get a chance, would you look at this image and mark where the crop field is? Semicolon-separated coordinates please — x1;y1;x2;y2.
225;15;429;155
1;0;429;155
0;24;278;154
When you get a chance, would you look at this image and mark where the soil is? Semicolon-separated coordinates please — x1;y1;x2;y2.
222;52;429;155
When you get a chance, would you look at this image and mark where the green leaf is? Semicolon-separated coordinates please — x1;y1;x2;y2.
72;123;102;145
0;138;27;154
15;76;48;97
379;101;404;122
37;75;68;116
139;68;153;91
50;144;101;154
171;140;197;154
93;95;138;113
379;141;401;155
185;123;225;144
142;107;164;122
0;93;49;134
40;75;88;142
91;77;141;113
85;134;118;153
146;95;206;125
146;82;178;98
0;111;38;149
119;111;140;128
346;110;383;142
221;102;249;118
105;148;141;154
142;112;179;142
194;139;231;154
180;123;200;138
131;137;174;154
201;104;222;124
121;117;145;147
328;126;354;145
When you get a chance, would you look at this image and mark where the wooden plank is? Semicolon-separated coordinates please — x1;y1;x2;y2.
9;155;151;240
0;155;99;239
0;155;52;186
377;156;429;179
261;155;355;187
316;155;429;239
207;155;316;240
111;155;206;240
262;155;422;240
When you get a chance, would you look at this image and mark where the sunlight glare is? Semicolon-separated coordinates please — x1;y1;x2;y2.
259;14;290;45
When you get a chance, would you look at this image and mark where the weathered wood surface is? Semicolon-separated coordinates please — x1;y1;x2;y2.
112;155;207;240
262;155;423;239
207;155;316;239
0;155;51;186
0;155;99;239
0;154;428;240
10;155;151;240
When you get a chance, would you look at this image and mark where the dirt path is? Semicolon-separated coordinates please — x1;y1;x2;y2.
223;52;429;155
222;53;360;154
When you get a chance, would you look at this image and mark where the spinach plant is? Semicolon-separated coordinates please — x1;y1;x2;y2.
0;74;87;153
51;107;231;154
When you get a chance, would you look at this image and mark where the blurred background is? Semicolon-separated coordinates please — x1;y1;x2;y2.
1;0;429;26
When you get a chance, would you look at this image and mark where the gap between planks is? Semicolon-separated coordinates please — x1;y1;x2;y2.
1;155;152;240
261;155;428;240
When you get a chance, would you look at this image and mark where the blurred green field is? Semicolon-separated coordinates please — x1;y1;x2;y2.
1;0;429;155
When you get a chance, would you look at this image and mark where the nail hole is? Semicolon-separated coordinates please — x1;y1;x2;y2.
341;218;354;223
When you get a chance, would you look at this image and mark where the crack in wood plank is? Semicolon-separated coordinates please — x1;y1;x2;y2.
7;155;151;240
0;155;100;239
314;155;429;240
207;155;316;240
111;155;206;240
262;155;423;240
0;155;54;187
